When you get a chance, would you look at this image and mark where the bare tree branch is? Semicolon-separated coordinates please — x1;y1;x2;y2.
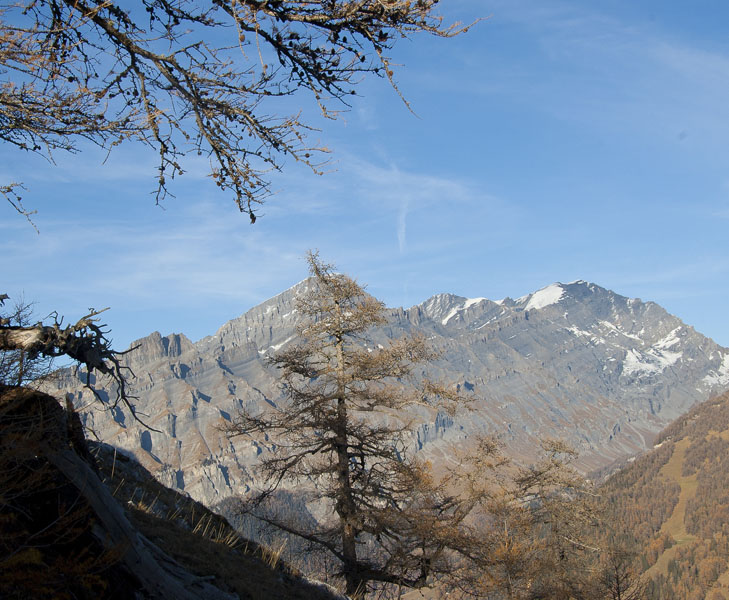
1;183;37;231
2;1;475;222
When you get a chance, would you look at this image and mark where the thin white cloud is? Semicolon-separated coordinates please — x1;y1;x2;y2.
3;156;509;318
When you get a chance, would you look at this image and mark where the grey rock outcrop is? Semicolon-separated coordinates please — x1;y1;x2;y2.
48;280;729;508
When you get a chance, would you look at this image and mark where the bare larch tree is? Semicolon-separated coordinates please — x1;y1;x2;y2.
227;251;479;598
225;261;614;599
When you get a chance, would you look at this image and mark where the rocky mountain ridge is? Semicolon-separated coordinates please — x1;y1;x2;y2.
49;280;729;509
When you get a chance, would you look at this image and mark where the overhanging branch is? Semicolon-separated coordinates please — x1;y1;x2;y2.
0;295;152;429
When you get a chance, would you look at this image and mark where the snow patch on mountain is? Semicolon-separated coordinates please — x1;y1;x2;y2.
258;335;297;355
622;345;683;377
441;298;487;325
599;321;643;342
47;277;729;508
655;327;682;350
703;354;729;386
518;284;565;311
566;326;591;338
464;297;487;310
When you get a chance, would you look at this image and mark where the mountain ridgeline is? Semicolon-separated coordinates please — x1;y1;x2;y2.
50;280;729;508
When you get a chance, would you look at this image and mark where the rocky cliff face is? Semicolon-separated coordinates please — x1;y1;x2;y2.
49;280;729;508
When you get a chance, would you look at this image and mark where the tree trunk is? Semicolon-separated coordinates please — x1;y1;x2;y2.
1;386;235;600
333;325;364;598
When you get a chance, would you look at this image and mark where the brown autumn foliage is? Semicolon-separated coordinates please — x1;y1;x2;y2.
600;390;729;599
601;443;681;543
450;439;623;600
226;251;477;597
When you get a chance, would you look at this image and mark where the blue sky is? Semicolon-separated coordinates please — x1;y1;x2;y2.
3;0;729;350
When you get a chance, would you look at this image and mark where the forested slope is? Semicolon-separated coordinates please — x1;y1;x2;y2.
601;389;729;599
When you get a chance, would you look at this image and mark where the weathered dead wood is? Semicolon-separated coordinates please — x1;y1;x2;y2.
0;295;144;423
0;386;235;600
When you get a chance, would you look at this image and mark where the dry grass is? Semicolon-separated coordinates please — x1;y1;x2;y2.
191;513;244;550
92;441;342;600
657;438;698;544
645;438;699;579
260;539;288;570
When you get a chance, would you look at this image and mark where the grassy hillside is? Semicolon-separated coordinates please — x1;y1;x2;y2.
601;389;729;600
93;441;346;600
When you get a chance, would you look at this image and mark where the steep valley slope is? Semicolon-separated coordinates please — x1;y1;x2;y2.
600;388;729;599
0;386;345;600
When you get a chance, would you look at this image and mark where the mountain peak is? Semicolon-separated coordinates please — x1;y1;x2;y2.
416;293;493;326
512;280;619;312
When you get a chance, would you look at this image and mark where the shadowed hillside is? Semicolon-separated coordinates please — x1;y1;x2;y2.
0;386;345;600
